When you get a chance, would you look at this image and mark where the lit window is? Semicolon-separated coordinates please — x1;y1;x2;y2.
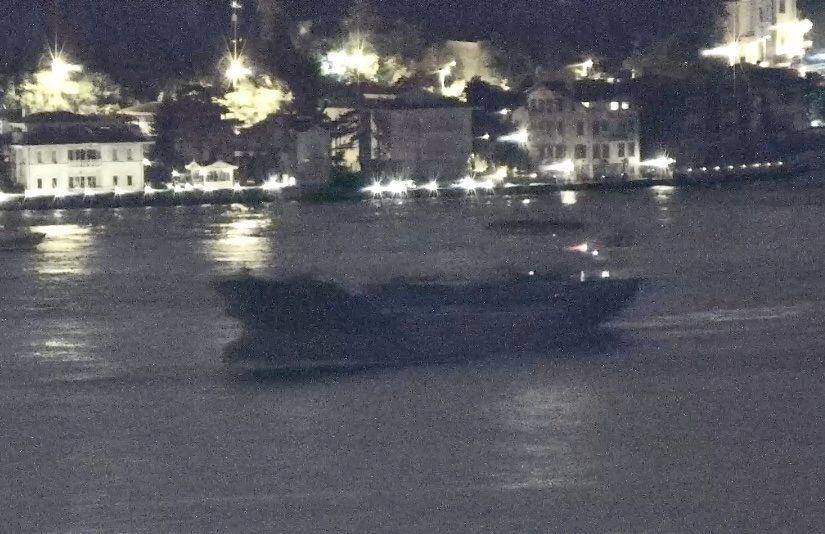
581;102;591;108
621;102;630;110
610;101;620;111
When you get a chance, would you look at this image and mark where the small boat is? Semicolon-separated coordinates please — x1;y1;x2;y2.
214;271;643;372
0;229;46;251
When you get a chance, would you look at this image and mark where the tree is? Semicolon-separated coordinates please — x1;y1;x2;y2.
5;62;125;115
215;75;293;129
153;84;235;172
255;0;323;117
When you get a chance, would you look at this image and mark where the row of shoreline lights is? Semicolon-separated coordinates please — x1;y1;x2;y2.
684;161;784;173
1;175;297;203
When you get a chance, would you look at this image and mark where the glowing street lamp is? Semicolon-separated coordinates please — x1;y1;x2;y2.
225;53;252;87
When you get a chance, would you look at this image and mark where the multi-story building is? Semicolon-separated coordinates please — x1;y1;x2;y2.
703;0;813;68
633;64;812;165
520;81;641;181
8;115;150;195
325;87;472;181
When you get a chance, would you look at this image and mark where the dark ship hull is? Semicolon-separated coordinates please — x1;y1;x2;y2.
214;274;642;372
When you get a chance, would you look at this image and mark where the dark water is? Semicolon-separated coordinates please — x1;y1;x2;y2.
3;183;825;532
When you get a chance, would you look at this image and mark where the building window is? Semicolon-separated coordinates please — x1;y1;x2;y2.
602;144;610;158
593;122;600;136
618;143;626;158
69;177;75;189
36;179;42;189
628;143;636;156
126;149;134;161
127;175;133;186
113;176;119;186
51;151;57;163
577;122;584;136
780;0;786;13
574;144;587;159
555;145;567;159
557;121;564;136
80;177;86;188
112;149;119;161
52;178;57;188
593;144;601;159
555;99;564;112
68;150;74;161
88;177;96;188
36;152;42;164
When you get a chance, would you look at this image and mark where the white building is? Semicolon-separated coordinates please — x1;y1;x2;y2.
10;136;149;196
703;0;813;68
519;82;641;182
184;161;237;190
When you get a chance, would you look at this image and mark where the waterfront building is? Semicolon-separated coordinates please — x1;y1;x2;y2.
519;81;641;182
703;0;813;69
8;113;150;195
184;161;237;190
325;88;472;181
238;115;330;187
633;64;812;165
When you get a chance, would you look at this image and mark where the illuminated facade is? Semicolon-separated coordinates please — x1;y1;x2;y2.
521;82;641;181
703;0;813;67
184;161;237;190
10;140;149;195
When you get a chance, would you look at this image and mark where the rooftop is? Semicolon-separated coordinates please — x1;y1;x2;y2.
16;125;149;146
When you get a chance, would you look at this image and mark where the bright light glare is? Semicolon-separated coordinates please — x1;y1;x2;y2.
560;190;577;205
225;54;252;86
543;160;575;174
422;180;439;193
640;156;676;169
498;129;529;144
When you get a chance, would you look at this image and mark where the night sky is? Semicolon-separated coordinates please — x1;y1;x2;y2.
0;0;821;97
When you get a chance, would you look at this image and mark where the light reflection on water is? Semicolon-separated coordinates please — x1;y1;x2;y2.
204;213;274;270
498;382;597;491
29;224;94;276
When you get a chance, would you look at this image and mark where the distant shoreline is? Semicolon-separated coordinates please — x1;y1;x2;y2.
0;163;803;211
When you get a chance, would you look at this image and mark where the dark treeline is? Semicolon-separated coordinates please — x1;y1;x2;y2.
0;0;820;98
